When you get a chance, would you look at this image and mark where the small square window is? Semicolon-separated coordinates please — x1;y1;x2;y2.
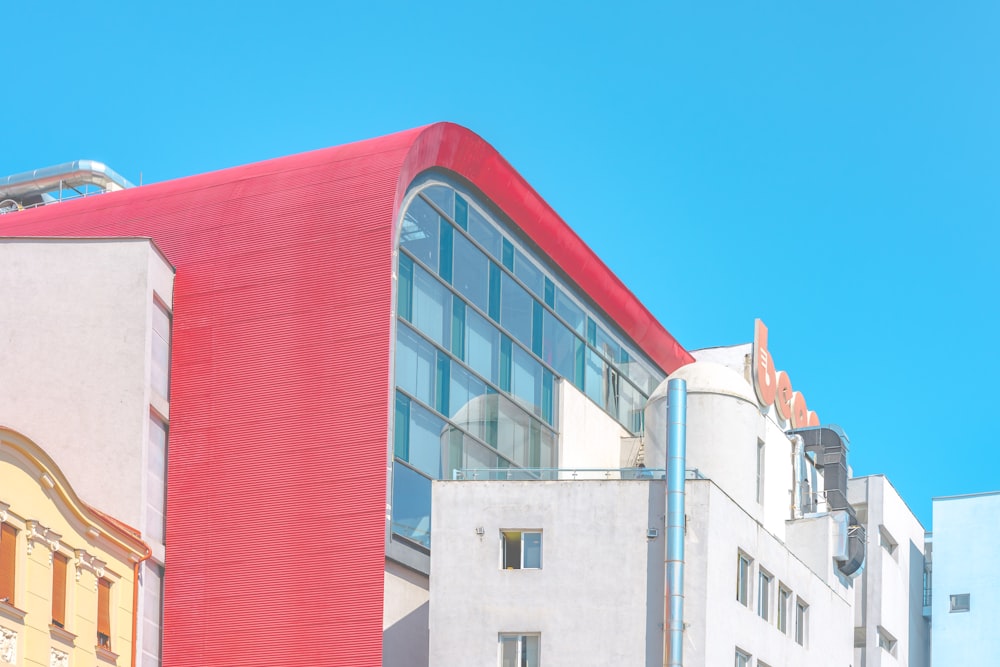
502;531;542;570
500;633;539;667
878;526;897;558
735;648;751;667
950;593;971;613
877;626;897;656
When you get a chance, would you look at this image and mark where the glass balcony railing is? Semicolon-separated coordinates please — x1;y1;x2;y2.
450;467;706;481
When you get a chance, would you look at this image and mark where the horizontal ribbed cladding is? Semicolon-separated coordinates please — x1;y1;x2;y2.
2;129;422;667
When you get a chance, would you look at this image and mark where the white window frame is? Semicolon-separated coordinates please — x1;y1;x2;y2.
949;593;971;613
735;648;751;667
877;626;898;656
502;530;542;570
737;552;752;607
795;598;809;646
499;632;540;667
757;568;773;621
777;584;791;634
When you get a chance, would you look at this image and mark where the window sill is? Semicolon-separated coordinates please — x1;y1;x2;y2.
49;624;76;646
0;601;27;623
96;645;119;664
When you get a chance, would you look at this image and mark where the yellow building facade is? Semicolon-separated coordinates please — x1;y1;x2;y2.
0;427;149;667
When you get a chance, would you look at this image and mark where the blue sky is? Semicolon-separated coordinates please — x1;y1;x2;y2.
5;2;998;527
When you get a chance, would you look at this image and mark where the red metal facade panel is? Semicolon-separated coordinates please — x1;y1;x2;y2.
1;123;692;666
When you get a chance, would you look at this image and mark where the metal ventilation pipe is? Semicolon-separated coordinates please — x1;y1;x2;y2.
791;434;804;519
665;378;687;667
0;160;132;205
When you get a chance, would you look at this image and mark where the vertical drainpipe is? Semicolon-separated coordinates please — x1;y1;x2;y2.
665;378;687;667
791;434;804;519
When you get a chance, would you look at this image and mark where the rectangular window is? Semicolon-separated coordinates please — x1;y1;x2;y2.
141;562;164;667
949;593;971;612
502;531;542;569
0;523;15;606
736;552;751;606
735;648;751;667
755;439;765;504
795;598;808;646
499;633;539;667
878;525;898;558
400;197;440;271
877;626;897;655
757;569;772;621
151;301;172;399
97;578;112;650
777;585;791;633
146;415;168;544
52;552;68;627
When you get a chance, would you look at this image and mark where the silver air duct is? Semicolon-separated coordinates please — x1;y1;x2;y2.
665;378;687;667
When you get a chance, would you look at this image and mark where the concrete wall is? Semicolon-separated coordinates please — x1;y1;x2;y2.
685;480;854;667
0;239;173;530
848;475;930;667
557;380;630;470
383;560;429;667
931;491;1000;667
429;479;665;666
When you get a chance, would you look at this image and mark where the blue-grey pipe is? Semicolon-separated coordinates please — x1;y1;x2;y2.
666;378;687;667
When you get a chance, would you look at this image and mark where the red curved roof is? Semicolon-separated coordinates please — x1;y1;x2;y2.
1;122;691;666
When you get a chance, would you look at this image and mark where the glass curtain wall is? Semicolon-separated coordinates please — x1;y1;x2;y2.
391;177;665;548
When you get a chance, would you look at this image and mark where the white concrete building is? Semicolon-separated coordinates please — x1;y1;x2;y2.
848;475;931;667
0;238;173;667
429;330;885;666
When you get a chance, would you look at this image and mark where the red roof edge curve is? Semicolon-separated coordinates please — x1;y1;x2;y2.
397;122;694;374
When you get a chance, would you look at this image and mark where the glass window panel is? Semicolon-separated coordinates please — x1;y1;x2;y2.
502;238;515;270
412;264;451;347
400;197;440;271
469;207;501;258
398;254;413;321
488;262;502;322
452;232;489;312
500;636;519;667
531;301;543;356
585;348;605;406
391;462;432;548
619;379;643;434
454;193;468;230
406;401;445;478
145;415;167;544
541;310;579;382
524;533;542;568
151;303;171;399
449;361;488;422
540;427;557;468
422;186;454;218
395;324;436;406
543;277;555;308
514;249;544;298
556;289;585;335
435;350;450;415
451;300;465;358
500;273;532;348
595;324;622;363
512;346;542;418
438;222;453;283
499;335;512;392
465;310;500;385
523;636;539;667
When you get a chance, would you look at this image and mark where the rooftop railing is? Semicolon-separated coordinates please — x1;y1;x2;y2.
451;467;706;481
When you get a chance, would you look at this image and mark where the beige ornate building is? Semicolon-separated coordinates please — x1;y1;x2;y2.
0;426;148;667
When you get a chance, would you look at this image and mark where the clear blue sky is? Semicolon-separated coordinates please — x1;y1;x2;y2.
5;2;998;527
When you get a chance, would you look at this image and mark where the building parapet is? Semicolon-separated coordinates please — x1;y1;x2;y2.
450;467;706;481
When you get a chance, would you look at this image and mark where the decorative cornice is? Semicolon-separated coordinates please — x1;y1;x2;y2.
25;520;62;561
50;647;68;667
0;625;16;664
74;549;106;584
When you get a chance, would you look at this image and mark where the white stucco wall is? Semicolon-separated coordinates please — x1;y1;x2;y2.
429;479;665;666
383;560;430;667
557;379;631;470
685;480;854;667
931;491;1000;667
848;475;930;667
0;238;174;528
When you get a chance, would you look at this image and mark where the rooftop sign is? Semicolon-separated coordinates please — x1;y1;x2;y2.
752;319;820;428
